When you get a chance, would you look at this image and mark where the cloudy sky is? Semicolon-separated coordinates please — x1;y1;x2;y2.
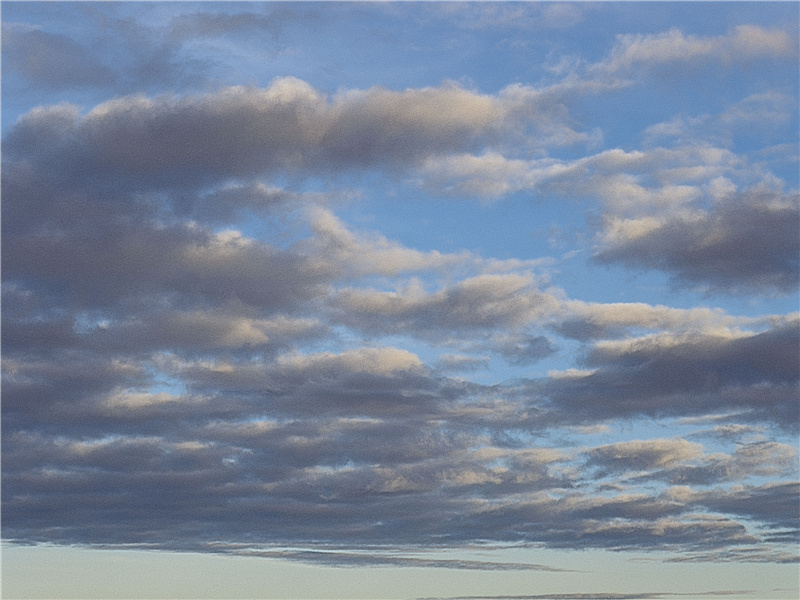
1;2;798;599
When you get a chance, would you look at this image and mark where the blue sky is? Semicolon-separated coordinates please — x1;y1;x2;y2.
1;2;798;599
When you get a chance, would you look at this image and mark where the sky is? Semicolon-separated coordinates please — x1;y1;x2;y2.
1;2;799;599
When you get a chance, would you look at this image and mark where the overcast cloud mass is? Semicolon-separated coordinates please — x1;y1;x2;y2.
2;2;798;598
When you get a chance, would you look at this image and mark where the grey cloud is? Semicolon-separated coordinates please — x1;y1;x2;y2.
2;285;328;358
3;391;791;559
330;273;558;336
552;318;612;341
418;140;736;208
664;547;798;564
1;75;603;207
596;25;797;77
2;79;510;193
493;334;556;365
553;302;743;342
565;514;757;552
328;275;560;366
436;354;491;373
585;320;799;387
3;16;797;568
2;160;329;315
3;219;325;311
421;593;757;600
108;311;326;353
1;24;115;89
87;8;213;93
167;8;308;40
586;439;703;474
594;193;800;294
226;548;574;571
585;438;797;486
691;482;800;533
417;142;797;299
188;183;324;225
660;441;797;486
542;318;800;427
2;350;149;433
466;494;757;552
303;207;470;279
643;92;797;149
156;348;455;420
687;424;766;442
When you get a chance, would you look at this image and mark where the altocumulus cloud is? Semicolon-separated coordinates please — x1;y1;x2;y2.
2;2;798;575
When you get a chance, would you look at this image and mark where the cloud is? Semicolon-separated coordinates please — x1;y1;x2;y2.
2;76;601;198
151;347;445;420
2;8;797;572
167;8;310;40
1;23;116;89
664;547;798;564
8;71;793;306
586;439;704;473
331;273;559;335
4;356;795;558
275;347;424;378
492;334;556;365
429;2;585;32
417;593;758;600
418;144;739;206
643;92;798;149
221;547;575;572
690;482;800;533
584;437;797;487
304;207;469;278
435;354;490;373
2;215;327;311
554;301;747;341
188;183;321;225
327;273;562;365
597;25;797;76
542;316;800;427
661;442;798;486
595;192;800;294
3;79;506;192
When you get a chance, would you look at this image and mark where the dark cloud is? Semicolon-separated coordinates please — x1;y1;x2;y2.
541;318;800;428
435;354;491;373
167;7;314;41
2;79;509;194
221;548;575;572
420;593;756;600
692;482;800;534
586;438;703;474
495;334;556;365
188;183;317;225
585;438;797;487
1;24;116;89
2;216;325;312
330;274;558;336
2;416;780;555
1;160;331;316
2;9;797;574
594;193;800;294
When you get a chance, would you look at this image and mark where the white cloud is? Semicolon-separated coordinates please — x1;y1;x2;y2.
276;347;424;377
587;438;704;472
598;25;796;75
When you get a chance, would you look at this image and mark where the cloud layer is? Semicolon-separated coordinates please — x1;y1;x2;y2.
2;3;798;574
